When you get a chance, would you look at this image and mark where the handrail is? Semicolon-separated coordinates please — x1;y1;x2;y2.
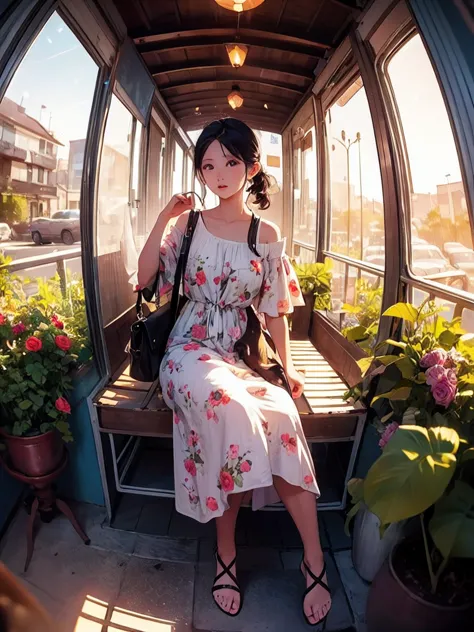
323;250;385;277
0;247;81;273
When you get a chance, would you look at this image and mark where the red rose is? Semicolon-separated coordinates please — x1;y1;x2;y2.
198;354;211;361
51;315;64;329
184;458;197;477
0;314;6;325
191;324;207;340
213;276;221;285
12;323;26;335
55;397;71;414
206;497;219;511
55;335;71;351
25;336;42;352
219;470;234;492
240;460;251;473
195;270;207;286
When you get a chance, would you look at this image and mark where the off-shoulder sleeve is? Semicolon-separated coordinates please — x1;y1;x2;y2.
254;239;306;317
156;224;184;298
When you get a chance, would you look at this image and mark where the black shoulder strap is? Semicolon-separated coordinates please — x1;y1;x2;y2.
247;212;261;257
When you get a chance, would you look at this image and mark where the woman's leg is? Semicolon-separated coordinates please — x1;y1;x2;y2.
273;475;331;625
213;491;246;614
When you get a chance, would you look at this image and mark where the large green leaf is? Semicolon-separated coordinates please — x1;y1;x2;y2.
364;426;459;524
356;356;373;377
371;386;412;404
383;303;418;323
429;481;474;559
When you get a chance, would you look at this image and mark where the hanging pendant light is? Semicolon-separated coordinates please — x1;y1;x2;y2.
225;43;249;68
228;85;244;109
214;0;265;12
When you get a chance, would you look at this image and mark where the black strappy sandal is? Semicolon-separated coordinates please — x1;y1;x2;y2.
211;550;243;617
301;557;331;627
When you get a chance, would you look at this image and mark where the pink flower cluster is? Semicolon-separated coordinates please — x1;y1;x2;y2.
379;421;399;449
420;348;458;408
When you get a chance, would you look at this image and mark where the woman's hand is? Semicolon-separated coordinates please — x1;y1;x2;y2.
286;366;305;399
163;193;196;219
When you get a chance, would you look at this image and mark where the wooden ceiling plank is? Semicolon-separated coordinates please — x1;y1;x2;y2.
160;78;305;95
167;89;299;106
132;28;332;53
151;61;313;81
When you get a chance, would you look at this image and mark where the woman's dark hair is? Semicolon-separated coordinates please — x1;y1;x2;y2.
194;118;272;210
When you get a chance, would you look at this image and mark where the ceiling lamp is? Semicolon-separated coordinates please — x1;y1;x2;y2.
214;0;265;13
225;43;248;68
228;85;244;109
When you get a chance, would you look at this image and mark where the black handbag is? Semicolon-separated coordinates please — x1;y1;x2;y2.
129;209;200;382
233;214;293;397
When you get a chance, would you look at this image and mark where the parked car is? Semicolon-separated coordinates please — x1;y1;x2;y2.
412;243;468;289
448;248;474;275
443;241;466;256
30;209;80;245
0;222;12;241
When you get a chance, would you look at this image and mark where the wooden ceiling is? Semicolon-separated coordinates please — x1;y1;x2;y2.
112;0;363;134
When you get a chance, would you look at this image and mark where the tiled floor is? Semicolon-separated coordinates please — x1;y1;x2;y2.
0;499;370;632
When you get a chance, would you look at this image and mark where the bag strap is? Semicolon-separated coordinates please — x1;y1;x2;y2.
248;212;261;257
136;210;199;319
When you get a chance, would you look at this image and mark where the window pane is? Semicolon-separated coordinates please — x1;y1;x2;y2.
0;11;98;364
326;78;385;263
293;126;316;249
172;141;184;195
387;34;473;293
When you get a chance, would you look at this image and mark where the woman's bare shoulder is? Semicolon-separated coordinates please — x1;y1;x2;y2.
175;210;193;232
259;218;282;243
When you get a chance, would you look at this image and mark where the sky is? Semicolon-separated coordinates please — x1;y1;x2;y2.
3;15;466;207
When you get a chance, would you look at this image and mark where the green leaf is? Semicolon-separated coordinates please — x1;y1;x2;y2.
347;478;364;503
383;303;418;323
29;392;44;407
371;386;412;405
344;500;362;536
461;448;474;463
429;481;474;559
234;474;243;488
18;400;33;410
356;357;373;377
344;325;368;342
364;426;459;524
381;411;394;424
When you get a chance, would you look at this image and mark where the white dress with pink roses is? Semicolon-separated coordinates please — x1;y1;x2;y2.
157;213;320;522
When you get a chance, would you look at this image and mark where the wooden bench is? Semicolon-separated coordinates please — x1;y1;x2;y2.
94;307;366;510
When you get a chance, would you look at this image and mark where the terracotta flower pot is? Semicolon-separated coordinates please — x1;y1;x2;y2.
0;428;64;477
291;291;314;338
366;539;473;632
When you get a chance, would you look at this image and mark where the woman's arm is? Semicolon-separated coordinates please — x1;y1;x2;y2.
265;314;304;399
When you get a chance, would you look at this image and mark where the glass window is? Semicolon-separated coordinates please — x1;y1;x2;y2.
0;10;98;365
326;78;385;263
292;126;317;250
186;153;193;193
386;34;473;293
172;140;184;195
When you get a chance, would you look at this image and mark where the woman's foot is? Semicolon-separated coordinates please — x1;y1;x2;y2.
300;556;331;625
212;549;242;616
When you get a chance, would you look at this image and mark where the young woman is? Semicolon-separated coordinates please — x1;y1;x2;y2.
138;118;331;626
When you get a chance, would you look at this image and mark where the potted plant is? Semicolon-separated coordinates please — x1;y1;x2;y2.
289;258;332;337
0;255;91;477
344;301;474;631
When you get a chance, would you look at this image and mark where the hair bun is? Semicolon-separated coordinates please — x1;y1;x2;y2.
247;170;271;210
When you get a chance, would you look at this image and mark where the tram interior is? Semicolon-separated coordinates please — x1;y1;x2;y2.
0;0;473;630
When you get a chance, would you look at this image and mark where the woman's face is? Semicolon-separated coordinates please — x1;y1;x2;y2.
200;139;258;200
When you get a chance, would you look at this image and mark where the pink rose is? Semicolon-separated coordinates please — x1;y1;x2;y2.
213;276;221;285
432;376;457;408
241;460;251;473
51;315;64;329
206;408;216;420
184;458;197;477
228;326;241;340
228;444;239;459
55;397;71;414
425;364;446;387
0;314;5;325
287;437;297;454
183;342;200;351
379;422;399;449
191;324;207;340
25;336;42;352
198;354;211;361
55;335;71;351
206;497;218;511
304;474;313;485
12;323;26;335
219;471;234;492
420;348;447;368
281;433;290;444
446;368;458;386
187;431;199;447
195;270;206;286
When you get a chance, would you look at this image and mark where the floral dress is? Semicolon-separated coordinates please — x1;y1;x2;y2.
158;213;320;522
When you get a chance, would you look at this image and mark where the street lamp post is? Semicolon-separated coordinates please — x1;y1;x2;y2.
332;130;360;256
